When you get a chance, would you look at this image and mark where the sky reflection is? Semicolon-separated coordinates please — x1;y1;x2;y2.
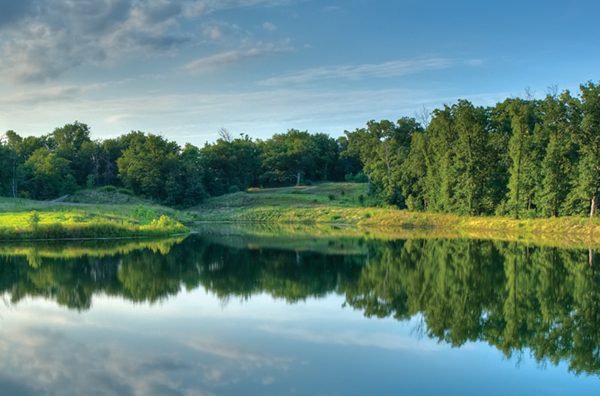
0;289;598;396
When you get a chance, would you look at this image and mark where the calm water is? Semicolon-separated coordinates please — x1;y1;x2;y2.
0;224;599;395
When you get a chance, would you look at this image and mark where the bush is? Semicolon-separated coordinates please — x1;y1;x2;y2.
354;171;369;183
305;180;313;186
328;194;336;201
228;185;240;194
344;173;355;182
406;195;423;212
99;185;117;193
28;211;41;230
86;174;96;189
117;188;133;196
132;205;156;221
358;194;365;206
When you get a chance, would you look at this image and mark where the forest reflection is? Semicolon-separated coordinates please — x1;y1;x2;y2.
1;234;599;377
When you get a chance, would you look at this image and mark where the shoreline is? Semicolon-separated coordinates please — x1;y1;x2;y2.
193;206;600;241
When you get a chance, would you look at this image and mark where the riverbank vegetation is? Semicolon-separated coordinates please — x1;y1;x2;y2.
0;198;190;240
193;182;600;238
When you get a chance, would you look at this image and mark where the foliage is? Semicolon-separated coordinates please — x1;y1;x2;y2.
28;210;40;229
3;79;600;219
3;232;600;376
99;185;116;192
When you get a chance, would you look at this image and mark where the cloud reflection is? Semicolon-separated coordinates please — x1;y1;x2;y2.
257;325;444;352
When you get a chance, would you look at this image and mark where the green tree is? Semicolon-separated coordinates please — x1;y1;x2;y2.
538;91;580;217
260;129;317;186
21;148;73;200
117;132;180;201
506;99;540;218
572;82;600;217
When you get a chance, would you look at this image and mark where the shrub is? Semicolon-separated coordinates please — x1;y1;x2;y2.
358;194;365;206
86;174;96;189
328;194;336;201
305;180;313;186
28;211;41;230
117;188;133;196
344;173;354;182
354;171;369;183
132;205;156;221
99;185;117;193
228;185;240;194
406;195;423;212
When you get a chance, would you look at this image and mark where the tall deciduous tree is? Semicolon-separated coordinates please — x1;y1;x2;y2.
573;82;600;217
117;132;180;201
260;129;317;186
538;91;580;217
506;99;539;219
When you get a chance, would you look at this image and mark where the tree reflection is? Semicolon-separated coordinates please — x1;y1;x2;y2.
1;235;600;376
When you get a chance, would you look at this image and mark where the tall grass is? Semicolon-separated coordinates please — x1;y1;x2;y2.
0;206;189;240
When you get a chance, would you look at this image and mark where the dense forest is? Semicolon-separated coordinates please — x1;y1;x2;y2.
2;80;600;219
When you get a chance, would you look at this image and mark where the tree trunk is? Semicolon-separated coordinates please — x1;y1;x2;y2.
367;175;371;195
11;160;17;198
591;193;598;218
296;171;301;186
590;249;595;268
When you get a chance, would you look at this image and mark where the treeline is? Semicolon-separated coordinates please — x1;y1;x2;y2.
3;80;600;217
0;124;362;206
347;81;600;218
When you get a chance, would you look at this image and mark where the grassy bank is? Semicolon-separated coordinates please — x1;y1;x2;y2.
192;183;600;238
0;196;191;240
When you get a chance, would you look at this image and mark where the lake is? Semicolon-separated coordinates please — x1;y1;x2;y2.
0;223;599;395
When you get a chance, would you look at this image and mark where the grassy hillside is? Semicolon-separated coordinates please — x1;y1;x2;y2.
192;182;600;238
0;196;191;240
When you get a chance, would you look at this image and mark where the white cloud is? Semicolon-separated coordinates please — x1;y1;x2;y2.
259;58;459;85
184;0;282;17
0;0;189;82
263;22;277;32
0;0;294;82
182;42;290;73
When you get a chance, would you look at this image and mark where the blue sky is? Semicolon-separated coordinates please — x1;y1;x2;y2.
1;0;599;146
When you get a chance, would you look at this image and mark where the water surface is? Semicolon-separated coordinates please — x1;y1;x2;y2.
0;225;599;395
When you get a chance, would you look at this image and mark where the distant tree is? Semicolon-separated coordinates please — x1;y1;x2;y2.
572;82;600;217
117;132;180;201
50;121;93;185
260;129;317;186
538;91;580;217
506;99;543;218
21;148;73;200
200;134;260;196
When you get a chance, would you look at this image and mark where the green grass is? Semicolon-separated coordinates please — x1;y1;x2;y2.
0;197;192;240
197;182;373;211
64;189;153;205
191;182;600;240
